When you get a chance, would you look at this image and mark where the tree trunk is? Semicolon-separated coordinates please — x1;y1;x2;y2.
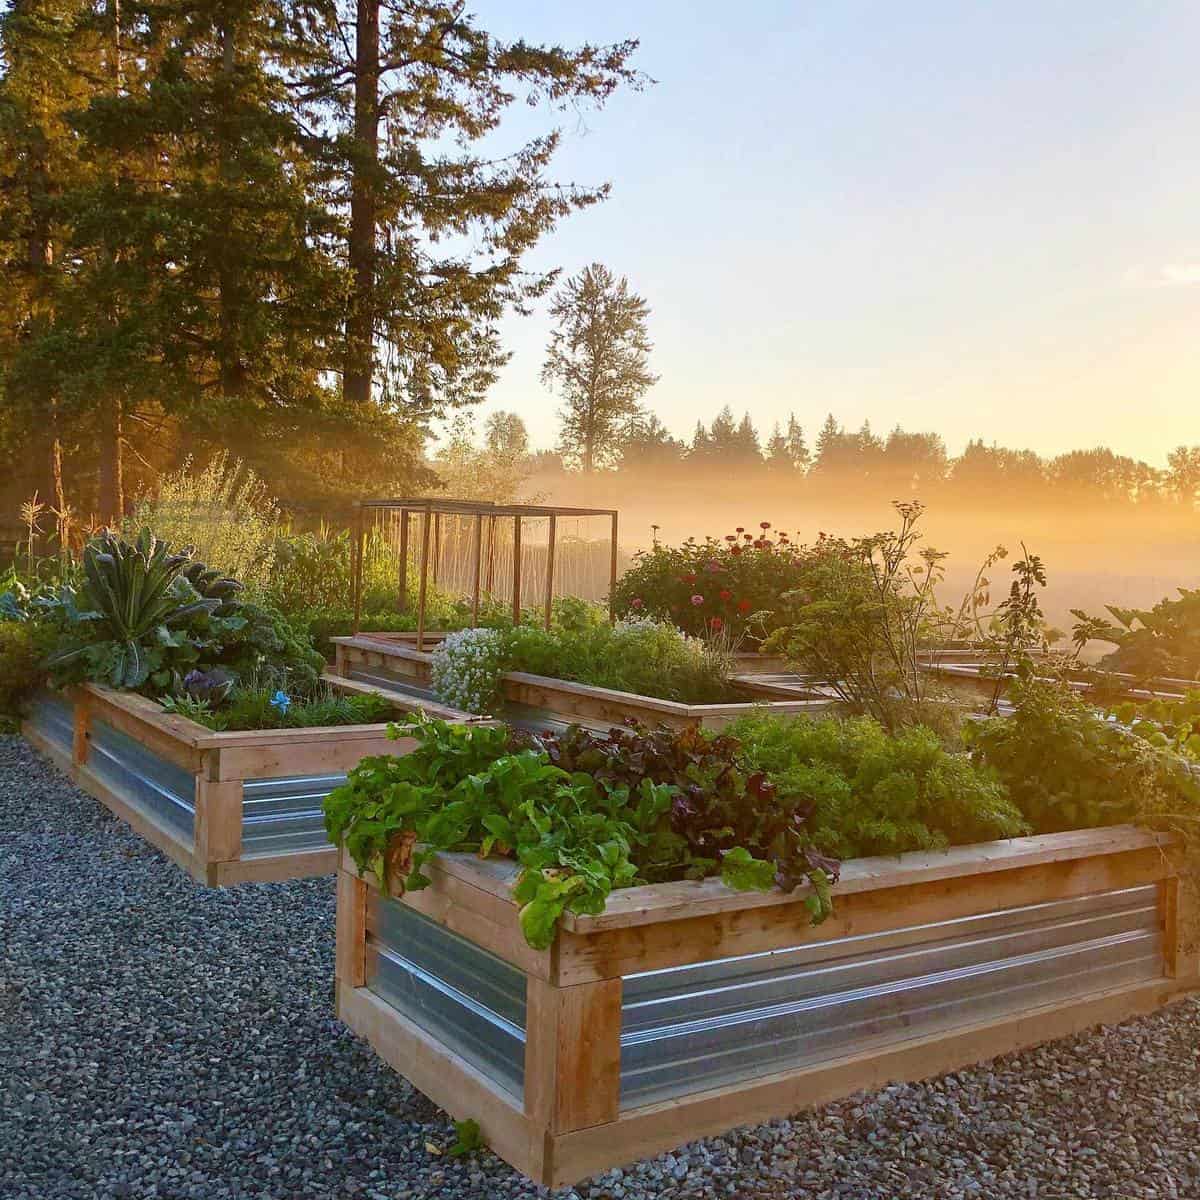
215;18;242;399
344;0;380;407
98;398;124;525
98;0;124;524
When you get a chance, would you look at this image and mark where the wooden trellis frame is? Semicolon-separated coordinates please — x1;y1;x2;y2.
351;498;620;648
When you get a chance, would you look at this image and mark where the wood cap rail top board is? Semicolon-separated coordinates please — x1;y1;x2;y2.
348;824;1174;935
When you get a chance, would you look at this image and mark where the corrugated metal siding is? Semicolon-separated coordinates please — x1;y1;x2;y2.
367;898;527;1099
27;690;74;754
347;668;437;701
619;885;1164;1108
88;718;196;840
240;773;344;857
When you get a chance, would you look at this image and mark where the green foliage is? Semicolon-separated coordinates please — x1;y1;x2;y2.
730;713;1027;859
41;530;322;695
448;1119;485;1158
162;683;391;732
763;503;960;732
325;717;840;950
612;523;811;641
1111;691;1200;759
429;617;736;715
125;456;279;594
967;678;1200;834
44;529;224;689
0;620;52;720
1071;588;1200;681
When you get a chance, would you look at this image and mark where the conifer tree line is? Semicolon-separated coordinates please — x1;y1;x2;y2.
0;0;641;523
537;402;1200;508
532;263;1200;506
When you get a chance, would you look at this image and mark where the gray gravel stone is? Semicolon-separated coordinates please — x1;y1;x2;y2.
2;734;1199;1199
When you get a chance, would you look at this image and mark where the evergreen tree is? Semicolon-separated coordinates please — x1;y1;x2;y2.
784;413;810;470
543;262;658;471
301;6;641;424
620;413;684;470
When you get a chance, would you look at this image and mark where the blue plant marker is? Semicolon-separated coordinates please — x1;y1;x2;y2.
270;690;291;714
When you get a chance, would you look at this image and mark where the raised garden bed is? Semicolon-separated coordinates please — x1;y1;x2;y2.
332;634;833;731
334;824;1197;1187
23;679;475;886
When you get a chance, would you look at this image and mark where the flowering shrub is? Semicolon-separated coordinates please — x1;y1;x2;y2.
431;627;508;714
611;523;816;642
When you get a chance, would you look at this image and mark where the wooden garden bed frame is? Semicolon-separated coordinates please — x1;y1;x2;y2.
23;679;474;886
336;825;1198;1187
332;635;835;731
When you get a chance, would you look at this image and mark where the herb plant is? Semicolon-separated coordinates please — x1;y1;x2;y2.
729;713;1027;858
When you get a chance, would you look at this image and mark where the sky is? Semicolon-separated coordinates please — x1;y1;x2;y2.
462;0;1200;464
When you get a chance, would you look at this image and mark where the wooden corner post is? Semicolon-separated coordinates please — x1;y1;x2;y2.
523;974;622;1180
72;688;92;768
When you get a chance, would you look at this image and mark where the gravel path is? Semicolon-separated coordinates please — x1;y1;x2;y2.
2;734;1199;1200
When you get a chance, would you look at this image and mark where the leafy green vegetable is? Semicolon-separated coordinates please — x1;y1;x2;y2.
730;712;1028;859
719;846;776;891
325;715;843;949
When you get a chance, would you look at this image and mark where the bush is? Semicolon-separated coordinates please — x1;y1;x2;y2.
730;713;1027;859
126;454;279;593
1071;588;1200;681
762;504;962;733
967;677;1200;834
611;521;811;642
428;616;735;714
0;621;50;723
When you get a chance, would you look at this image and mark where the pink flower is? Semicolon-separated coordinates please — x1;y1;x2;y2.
724;534;736;542
735;526;745;533
760;521;771;530
690;594;705;606
630;597;643;610
743;533;753;541
730;545;742;556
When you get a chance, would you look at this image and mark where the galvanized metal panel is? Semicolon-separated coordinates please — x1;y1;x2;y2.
347;668;437;701
367;897;527;1098
27;690;74;754
240;773;344;857
619;885;1164;1108
88;718;196;840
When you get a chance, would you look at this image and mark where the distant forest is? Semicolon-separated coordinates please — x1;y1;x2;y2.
522;406;1200;509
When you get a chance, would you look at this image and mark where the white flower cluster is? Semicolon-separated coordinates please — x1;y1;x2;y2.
430;627;507;715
